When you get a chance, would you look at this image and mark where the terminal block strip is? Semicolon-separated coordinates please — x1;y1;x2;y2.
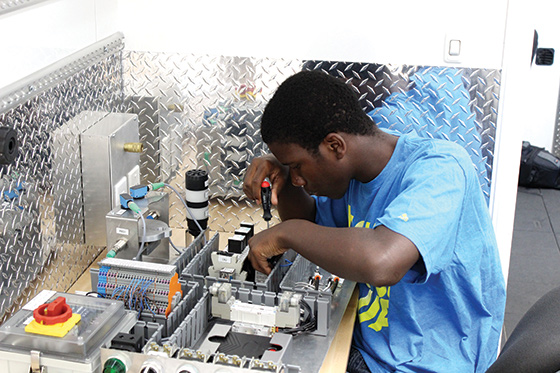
96;258;182;318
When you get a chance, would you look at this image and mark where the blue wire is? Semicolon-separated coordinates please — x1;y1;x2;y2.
140;279;154;317
127;278;139;309
113;285;125;300
280;259;293;267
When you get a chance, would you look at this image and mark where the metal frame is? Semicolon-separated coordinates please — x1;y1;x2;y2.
0;32;125;115
0;0;49;16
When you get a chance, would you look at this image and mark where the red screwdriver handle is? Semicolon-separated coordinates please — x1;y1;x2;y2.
261;180;272;221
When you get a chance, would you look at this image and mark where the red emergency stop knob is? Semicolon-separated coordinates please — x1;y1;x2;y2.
33;297;73;325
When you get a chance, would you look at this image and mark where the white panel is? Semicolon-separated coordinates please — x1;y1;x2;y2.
0;0;117;88
491;0;536;284
116;0;508;68
113;176;127;209
127;165;141;190
520;1;560;150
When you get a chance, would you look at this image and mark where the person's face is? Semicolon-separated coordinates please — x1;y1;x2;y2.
268;141;350;199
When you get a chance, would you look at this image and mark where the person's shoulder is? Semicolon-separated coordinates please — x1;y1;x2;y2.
402;133;470;159
398;135;473;177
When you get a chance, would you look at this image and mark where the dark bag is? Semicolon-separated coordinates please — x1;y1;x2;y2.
519;141;560;188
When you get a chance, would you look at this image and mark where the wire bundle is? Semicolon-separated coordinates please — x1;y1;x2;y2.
110;278;158;318
282;300;316;336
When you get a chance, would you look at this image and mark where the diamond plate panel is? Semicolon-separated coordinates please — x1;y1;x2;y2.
304;61;499;200
123;52;302;233
124;52;500;235
0;41;124;322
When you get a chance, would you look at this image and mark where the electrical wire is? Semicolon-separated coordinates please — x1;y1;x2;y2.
169;238;182;254
293;281;316;290
108;278;158;318
282;300;316;336
280;259;293;267
134;212;147;260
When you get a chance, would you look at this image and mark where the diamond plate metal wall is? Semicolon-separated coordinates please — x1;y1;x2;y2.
123;53;500;234
122;52;303;233
304;61;499;200
0;35;124;322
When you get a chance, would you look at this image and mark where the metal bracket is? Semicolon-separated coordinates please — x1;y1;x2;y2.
28;350;46;373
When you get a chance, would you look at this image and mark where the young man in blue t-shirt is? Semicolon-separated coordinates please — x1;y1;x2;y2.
243;70;506;372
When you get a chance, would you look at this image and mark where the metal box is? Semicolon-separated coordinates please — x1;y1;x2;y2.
105;192;170;262
81;113;140;246
0;290;136;373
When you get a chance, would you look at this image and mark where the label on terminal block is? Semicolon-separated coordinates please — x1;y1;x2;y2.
218;255;233;263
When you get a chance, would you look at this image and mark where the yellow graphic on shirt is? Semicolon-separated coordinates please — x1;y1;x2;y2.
348;205;391;332
398;213;409;222
357;284;390;331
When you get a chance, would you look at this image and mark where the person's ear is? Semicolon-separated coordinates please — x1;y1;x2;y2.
323;133;346;159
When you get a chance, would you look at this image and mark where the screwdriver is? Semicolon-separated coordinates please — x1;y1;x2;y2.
261;179;272;228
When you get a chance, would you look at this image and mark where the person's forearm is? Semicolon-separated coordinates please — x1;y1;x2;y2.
277;182;316;222
276;219;418;286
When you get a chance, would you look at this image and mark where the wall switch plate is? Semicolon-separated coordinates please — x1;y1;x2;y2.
444;34;462;63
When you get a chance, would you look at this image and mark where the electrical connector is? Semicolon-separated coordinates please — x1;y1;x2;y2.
120;193;133;209
150;182;165;191
120;193;141;214
106;239;127;258
130;185;148;199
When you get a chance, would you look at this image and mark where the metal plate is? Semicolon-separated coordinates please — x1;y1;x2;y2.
123;52;500;235
0;0;48;15
0;37;124;322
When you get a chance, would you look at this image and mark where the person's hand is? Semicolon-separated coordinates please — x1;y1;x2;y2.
243;154;289;206
247;224;289;274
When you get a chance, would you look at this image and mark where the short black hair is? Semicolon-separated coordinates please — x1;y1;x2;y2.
261;70;377;153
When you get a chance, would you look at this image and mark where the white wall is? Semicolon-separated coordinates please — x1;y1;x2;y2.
519;1;560;151
0;0;118;89
114;0;508;69
490;0;536;284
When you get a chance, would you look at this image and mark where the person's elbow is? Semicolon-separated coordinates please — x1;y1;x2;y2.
357;251;412;287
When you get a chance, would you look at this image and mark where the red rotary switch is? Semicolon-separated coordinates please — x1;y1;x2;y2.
33;297;73;325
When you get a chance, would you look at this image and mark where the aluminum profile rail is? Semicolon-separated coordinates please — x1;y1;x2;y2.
0;0;49;16
0;32;125;115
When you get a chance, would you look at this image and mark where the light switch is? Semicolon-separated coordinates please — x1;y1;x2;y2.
449;40;461;56
444;34;462;63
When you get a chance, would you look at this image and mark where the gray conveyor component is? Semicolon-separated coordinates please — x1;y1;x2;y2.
141;218;172;242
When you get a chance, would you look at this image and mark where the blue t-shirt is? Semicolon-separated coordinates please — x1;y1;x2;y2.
315;132;506;372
